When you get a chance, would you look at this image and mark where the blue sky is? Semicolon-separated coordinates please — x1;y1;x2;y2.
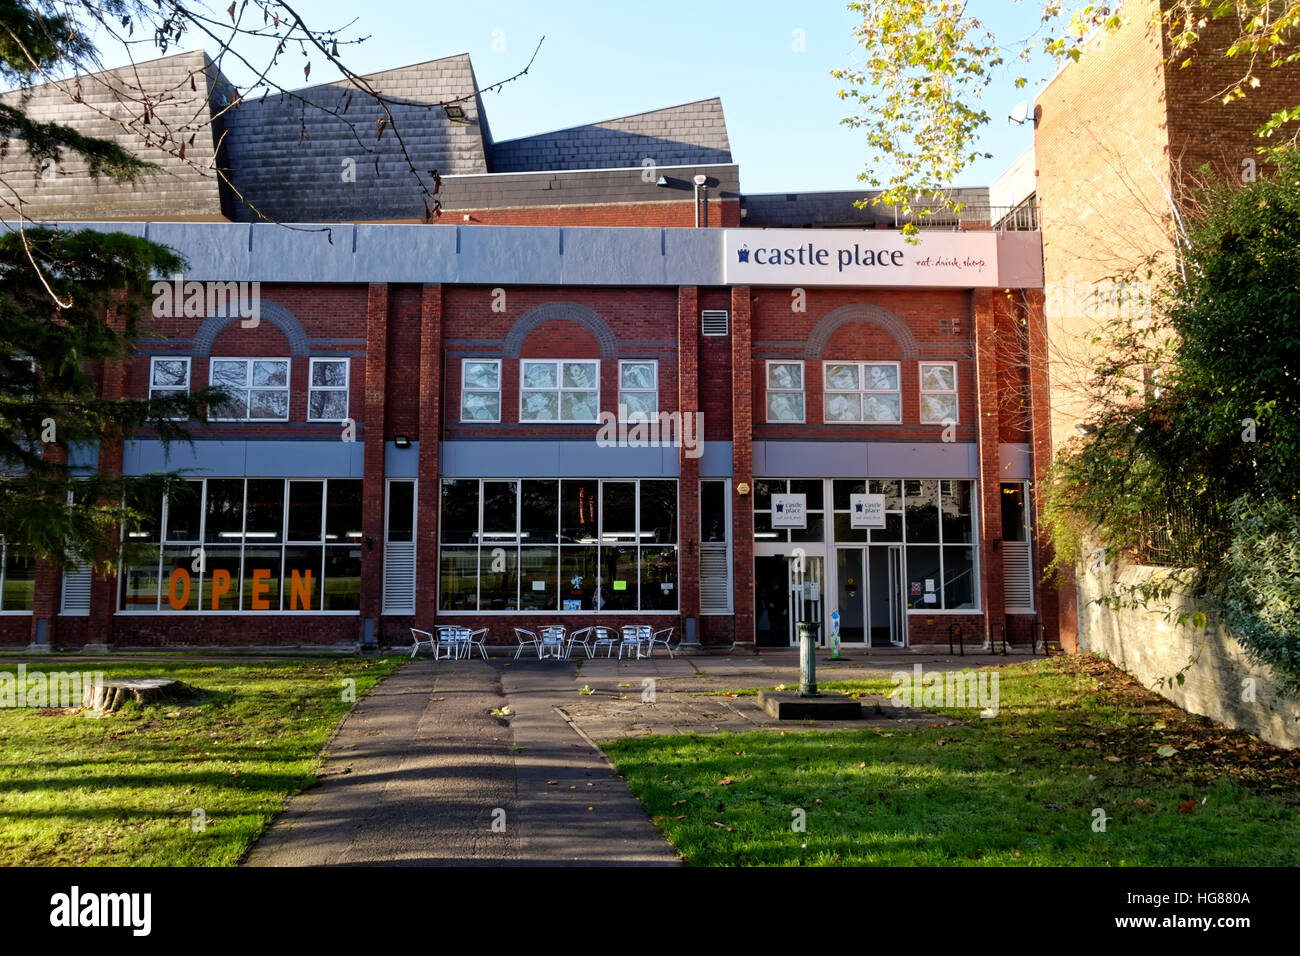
98;0;1061;194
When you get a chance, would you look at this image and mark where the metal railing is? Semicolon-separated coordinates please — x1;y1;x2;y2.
891;200;1039;232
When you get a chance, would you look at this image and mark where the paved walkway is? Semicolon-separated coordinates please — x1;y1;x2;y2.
245;648;1015;866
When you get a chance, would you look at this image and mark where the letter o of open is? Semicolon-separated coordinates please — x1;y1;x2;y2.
168;567;192;610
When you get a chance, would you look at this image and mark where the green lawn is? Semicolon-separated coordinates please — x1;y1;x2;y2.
604;655;1300;866
0;657;401;866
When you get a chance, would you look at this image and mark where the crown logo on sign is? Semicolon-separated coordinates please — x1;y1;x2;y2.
737;245;750;263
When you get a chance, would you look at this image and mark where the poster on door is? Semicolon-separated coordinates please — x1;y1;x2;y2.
849;493;886;529
771;493;807;529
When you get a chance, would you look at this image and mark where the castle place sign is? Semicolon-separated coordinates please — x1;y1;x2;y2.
723;228;1000;288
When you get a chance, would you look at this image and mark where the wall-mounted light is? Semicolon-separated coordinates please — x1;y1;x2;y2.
443;104;467;122
394;435;412;449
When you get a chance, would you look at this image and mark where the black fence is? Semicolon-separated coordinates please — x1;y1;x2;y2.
1133;498;1230;569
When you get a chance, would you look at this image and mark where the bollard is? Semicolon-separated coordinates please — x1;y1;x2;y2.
798;621;820;697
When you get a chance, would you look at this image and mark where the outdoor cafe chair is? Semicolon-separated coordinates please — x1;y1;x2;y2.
410;627;436;659
437;625;468;660
619;624;652;660
539;625;567;660
647;627;677;659
566;626;594;659
465;627;489;661
591;626;618;657
513;628;540;659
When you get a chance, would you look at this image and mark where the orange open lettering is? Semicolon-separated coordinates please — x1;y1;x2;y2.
250;568;272;610
210;568;232;609
168;568;191;610
289;569;313;610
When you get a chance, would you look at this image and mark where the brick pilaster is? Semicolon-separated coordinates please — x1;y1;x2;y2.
359;283;388;640
971;290;1006;643
415;284;443;628
1025;287;1064;648
677;287;700;636
730;286;754;646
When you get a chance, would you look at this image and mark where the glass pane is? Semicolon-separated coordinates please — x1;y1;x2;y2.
640;545;678;610
252;360;289;387
789;480;824;511
325;480;363;543
282;547;322;610
462;391;500;421
250;389;288;419
943;546;977;609
863;394;902;422
905;479;940;543
870;512;903;543
940;480;974;544
620;362;655;389
287;481;324;541
164;480;203;542
387;481;415;543
521;392;559;420
754;480;780;511
599;545;636;611
519;547;559;611
561;480;599;544
832;479;866;510
152;359;188;387
479;546;518;611
560;546;599;610
212;392;248;420
824;393;861;422
464;361;500;389
824;364;858;390
241;547;282;610
700;480;727;543
640;480;677;544
767;393;803;421
157;547;198;611
482;481;519;539
520;480;558;544
1;547;34;611
921;364;956;391
203;547;242;611
211;360;247;388
619;391;657;419
833;512;868;543
322;546;362;610
560;391;598;421
601;482;636;540
522;362;556;389
204;479;244;544
439;547;478;611
244;479;284;543
790;515;825;544
905;545;941;610
120;548;162;611
768;363;801;389
309;390;348;420
920;394;958;423
311;360;347;387
440;479;480;544
753;510;778;541
864;364;900;391
1001;483;1028;541
563;362;598;389
869;479;902;510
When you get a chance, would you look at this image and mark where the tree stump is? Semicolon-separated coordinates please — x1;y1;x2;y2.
82;678;196;714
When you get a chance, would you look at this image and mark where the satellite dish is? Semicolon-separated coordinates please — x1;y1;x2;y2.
1008;100;1031;126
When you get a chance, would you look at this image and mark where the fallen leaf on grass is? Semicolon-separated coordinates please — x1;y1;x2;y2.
1133;798;1153;807
1156;746;1178;758
710;822;736;831
1178;800;1196;814
653;815;687;822
1104;755;1123;762
718;778;734;786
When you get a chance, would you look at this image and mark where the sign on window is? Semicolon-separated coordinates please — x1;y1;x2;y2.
849;493;887;529
771;493;807;529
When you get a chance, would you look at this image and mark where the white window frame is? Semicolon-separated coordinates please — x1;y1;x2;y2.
149;356;191;420
765;360;805;424
307;357;350;422
209;357;291;422
823;361;902;424
919;361;959;425
460;358;502;423
519;359;601;423
618;359;659;422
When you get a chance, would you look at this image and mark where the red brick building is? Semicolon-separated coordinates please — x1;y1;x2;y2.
0;52;1050;652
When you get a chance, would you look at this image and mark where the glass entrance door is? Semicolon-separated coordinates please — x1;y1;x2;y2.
866;544;907;646
836;549;866;643
789;555;824;646
754;554;826;647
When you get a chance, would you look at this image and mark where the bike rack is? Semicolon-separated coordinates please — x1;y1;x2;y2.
991;621;1008;656
1032;621;1048;657
948;623;964;656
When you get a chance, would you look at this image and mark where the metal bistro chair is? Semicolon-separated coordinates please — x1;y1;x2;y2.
619;624;652;660
538;625;567;660
437;625;468;660
591;626;618;658
465;627;489;661
647;626;677;659
513;628;540;660
410;628;436;659
566;626;594;660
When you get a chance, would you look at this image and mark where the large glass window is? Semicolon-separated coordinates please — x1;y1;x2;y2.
824;361;901;423
919;362;958;424
753;478;825;544
117;478;363;612
902;478;976;610
618;360;658;421
308;358;350;422
438;478;677;613
0;540;34;612
149;357;191;419
461;359;502;422
766;362;804;423
210;358;290;421
519;359;600;422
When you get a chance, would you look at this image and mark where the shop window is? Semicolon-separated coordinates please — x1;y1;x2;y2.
308;358;350;421
699;479;732;615
765;362;805;423
824;361;901;423
461;359;502;422
752;478;825;544
618;360;658;420
0;539;34;612
919;362;958;424
210;357;290;421
520;359;599;422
